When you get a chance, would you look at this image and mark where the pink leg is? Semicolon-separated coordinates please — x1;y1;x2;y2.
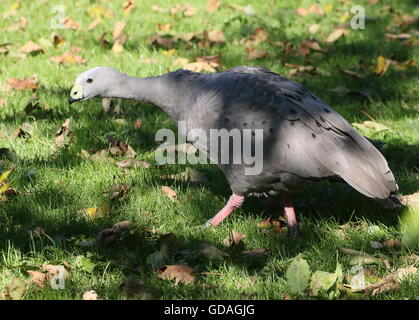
205;194;245;227
280;193;300;236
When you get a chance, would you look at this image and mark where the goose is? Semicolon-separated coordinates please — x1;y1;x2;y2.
69;66;400;236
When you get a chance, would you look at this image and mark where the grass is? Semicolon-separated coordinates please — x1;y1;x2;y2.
0;0;418;300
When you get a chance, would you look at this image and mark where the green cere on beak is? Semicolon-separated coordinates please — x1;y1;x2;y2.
69;84;83;103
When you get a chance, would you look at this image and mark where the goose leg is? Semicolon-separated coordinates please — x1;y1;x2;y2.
205;194;245;227
280;192;300;237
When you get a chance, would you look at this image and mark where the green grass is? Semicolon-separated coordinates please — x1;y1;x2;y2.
0;0;418;300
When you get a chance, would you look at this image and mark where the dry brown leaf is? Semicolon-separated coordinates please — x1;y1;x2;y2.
308;24;320;34
296;7;309;16
113;21;126;40
338;66;364;78
26;270;46;288
157;23;172;32
103;184;132;202
385;33;411;40
253;27;269;44
50;49;86;66
326;28;350;43
183;61;217;73
151;4;165;12
138;58;158;64
365;267;417;296
156;265;195;285
147;35;174;49
62;17;80;30
134;118;143;129
223;230;245;247
173;58;189;67
18;41;43;54
52;34;65;48
247;48;268;60
207;0;221;12
242;248;267;257
5;16;27;32
207;30;226;43
54;118;73;148
123;1;136;14
115;159;150;169
383;238;401;249
7;75;39;91
88;19;101;31
183;5;197;16
401;192;419;207
176;32;196;42
162;186;177;201
197;54;222;67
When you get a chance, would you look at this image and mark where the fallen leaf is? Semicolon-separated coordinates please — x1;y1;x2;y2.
375;55;390;75
52;33;65;47
147;35;174;49
310;271;338;296
223;230;245;247
112;21;126;40
102;184;132;202
352;121;390;132
308;24;320;34
383;238;401;249
199;243;229;260
27;270;46;288
207;30;226;43
157;22;172;32
62;17;80;30
247;48;268;60
183;61;217;73
115;159;150;169
15;122;34;138
88;19;101;31
138;58;158;64
207;0;220;12
54;118;73;147
5;17;27;32
82;290;98;300
183;5;197;17
157;265;195;285
87;5;113;20
326;28;350;43
50;51;86;66
123;1;136;15
241;248;267;257
385;33;411;40
151;4;165;12
365;267;417;296
253;27;269;44
78;203;110;220
162;186;177;201
1;278;27;300
173;57;189;67
338;66;364;78
401;192;419;207
7;75;39;91
286;254;311;296
340;248;379;265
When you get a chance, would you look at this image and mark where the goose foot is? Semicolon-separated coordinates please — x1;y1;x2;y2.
280;192;300;237
205;194;245;227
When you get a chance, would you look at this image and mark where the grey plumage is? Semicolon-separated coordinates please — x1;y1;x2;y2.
69;66;400;208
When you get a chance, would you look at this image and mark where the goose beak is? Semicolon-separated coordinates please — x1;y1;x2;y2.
69;84;83;105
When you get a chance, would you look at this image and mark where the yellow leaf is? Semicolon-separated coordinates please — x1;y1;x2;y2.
162;49;176;56
0;168;14;183
375;55;390;75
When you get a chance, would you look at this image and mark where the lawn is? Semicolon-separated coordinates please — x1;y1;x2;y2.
0;0;418;300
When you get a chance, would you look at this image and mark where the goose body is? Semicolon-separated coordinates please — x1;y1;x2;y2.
70;66;400;234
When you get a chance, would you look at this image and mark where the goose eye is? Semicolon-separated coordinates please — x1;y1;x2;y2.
87;78;93;84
